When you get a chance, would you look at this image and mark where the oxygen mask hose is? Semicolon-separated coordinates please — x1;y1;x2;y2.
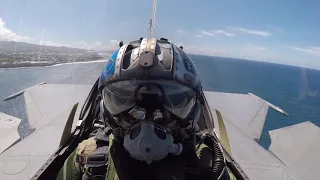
200;133;225;180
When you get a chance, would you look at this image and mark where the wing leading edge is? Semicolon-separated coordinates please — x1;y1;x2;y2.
203;91;287;142
204;91;319;180
269;121;320;180
0;113;21;154
0;84;92;180
203;91;295;180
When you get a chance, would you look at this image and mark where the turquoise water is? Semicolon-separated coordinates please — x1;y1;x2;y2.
0;55;319;148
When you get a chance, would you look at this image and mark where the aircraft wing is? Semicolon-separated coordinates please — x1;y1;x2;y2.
1;86;318;180
269;121;320;180
204;91;319;180
0;113;21;154
0;83;92;180
203;91;288;142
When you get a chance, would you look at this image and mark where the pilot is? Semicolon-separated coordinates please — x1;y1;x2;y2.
57;38;234;180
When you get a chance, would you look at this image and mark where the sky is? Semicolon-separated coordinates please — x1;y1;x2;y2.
0;0;320;69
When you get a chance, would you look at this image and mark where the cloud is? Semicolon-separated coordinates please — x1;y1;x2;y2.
40;41;71;47
267;24;285;32
286;46;320;57
310;47;320;51
178;42;283;64
212;30;235;37
181;43;229;57
77;41;102;50
38;39;122;51
194;34;203;38
40;40;108;51
228;27;271;37
200;30;216;37
176;42;183;46
0;18;32;42
200;30;235;37
110;40;120;47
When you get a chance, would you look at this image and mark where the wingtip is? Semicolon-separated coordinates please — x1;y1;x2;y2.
3;81;47;102
270;105;289;116
280;109;289;116
248;93;289;116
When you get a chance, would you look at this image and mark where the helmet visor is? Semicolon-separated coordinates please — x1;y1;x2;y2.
102;80;197;119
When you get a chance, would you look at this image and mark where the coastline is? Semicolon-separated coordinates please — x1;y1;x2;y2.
0;59;107;69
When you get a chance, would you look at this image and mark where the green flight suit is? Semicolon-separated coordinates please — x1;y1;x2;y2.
57;135;236;180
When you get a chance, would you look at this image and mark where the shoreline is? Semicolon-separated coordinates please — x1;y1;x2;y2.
0;59;107;69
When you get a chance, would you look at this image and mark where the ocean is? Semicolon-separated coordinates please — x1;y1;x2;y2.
0;55;319;149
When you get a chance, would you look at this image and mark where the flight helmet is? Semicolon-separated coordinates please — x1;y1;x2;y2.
98;37;202;163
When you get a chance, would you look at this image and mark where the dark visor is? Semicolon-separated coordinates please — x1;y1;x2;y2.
102;80;196;119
